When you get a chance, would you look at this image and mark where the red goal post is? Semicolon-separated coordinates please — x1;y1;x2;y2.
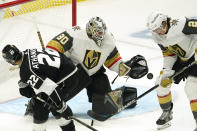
0;0;80;26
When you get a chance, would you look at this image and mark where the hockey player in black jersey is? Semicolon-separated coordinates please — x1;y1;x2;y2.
2;44;91;131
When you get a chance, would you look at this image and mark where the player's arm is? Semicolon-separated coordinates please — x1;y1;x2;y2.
19;70;62;109
156;44;177;87
104;47;123;74
182;18;197;34
104;47;148;79
158;44;177;69
18;80;36;98
46;31;73;53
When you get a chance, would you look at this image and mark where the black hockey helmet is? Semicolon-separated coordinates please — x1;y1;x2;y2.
2;44;22;65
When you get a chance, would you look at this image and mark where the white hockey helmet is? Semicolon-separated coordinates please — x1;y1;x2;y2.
86;16;107;47
147;11;168;31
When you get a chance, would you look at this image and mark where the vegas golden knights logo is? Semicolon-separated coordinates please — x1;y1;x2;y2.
83;50;101;69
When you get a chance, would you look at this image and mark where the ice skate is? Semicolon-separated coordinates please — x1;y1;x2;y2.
156;104;173;130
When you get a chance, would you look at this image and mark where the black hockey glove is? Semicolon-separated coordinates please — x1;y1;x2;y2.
18;80;35;98
173;63;197;84
36;92;56;110
125;55;148;79
36;87;63;111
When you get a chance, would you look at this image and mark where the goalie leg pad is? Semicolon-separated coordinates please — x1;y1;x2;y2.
121;86;137;108
91;86;137;115
88;92;121;121
91;93;120;115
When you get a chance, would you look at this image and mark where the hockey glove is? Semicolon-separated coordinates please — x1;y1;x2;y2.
124;55;148;79
160;78;173;88
36;86;63;111
18;80;35;98
159;69;174;88
36;92;56;110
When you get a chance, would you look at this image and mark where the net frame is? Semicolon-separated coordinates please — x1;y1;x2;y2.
0;0;78;26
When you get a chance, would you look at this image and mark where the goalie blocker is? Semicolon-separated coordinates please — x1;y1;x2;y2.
88;86;137;121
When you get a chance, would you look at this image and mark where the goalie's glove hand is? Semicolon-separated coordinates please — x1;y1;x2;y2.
18;80;35;98
124;55;148;79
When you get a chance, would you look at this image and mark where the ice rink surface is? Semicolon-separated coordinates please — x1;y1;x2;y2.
0;0;197;130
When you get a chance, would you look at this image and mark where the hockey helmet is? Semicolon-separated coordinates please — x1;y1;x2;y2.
86;16;107;47
2;44;22;65
147;11;168;31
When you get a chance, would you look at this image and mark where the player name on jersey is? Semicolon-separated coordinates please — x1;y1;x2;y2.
29;49;39;69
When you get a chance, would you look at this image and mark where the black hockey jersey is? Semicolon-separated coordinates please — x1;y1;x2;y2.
19;48;77;96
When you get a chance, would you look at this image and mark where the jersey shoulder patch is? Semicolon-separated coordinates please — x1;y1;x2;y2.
166;16;186;44
168;16;186;35
182;17;197;34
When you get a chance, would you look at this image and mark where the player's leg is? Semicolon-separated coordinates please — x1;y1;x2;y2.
52;105;75;131
32;98;50;131
156;77;173;130
87;66;137;120
155;57;189;130
184;74;197;131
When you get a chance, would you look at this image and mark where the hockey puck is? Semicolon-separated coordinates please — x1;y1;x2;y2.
147;73;153;79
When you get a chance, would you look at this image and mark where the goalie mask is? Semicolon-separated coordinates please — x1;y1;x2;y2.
2;44;22;65
86;17;107;47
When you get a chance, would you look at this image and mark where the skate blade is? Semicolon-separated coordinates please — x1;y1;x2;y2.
157;121;171;130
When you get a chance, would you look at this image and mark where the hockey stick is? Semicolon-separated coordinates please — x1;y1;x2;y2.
69;116;98;131
96;61;196;121
31;15;45;50
9;16;44;71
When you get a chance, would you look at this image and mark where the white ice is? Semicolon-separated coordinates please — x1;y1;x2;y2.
0;0;197;130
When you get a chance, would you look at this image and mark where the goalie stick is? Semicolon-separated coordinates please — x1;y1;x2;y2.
91;61;196;121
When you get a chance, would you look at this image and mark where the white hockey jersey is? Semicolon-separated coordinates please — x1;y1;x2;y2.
152;16;197;69
46;28;123;76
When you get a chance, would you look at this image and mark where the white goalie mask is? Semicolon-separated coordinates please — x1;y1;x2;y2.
146;11;168;31
86;17;107;47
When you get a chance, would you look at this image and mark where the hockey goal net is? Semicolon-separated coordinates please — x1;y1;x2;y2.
0;0;85;50
0;0;82;26
0;0;85;83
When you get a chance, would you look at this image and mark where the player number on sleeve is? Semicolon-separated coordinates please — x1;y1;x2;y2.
188;21;197;27
56;33;69;45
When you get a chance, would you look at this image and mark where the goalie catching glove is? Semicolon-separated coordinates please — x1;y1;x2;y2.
119;55;148;79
